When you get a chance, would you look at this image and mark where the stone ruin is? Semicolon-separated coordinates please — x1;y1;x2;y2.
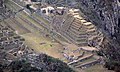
1;0;120;71
0;21;74;72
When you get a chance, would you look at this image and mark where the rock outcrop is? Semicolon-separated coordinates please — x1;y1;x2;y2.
75;0;119;38
0;0;13;21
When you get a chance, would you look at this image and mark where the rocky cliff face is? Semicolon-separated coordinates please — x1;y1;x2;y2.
0;0;5;13
75;0;119;37
0;0;14;21
0;0;4;7
0;0;6;20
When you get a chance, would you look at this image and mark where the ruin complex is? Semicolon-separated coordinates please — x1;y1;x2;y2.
0;0;120;72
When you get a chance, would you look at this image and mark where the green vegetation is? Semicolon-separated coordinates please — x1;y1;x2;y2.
104;60;120;72
0;54;75;72
33;13;50;24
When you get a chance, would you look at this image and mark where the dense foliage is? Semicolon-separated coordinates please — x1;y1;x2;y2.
0;54;75;72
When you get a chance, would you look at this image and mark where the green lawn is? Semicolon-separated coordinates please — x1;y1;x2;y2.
32;13;50;24
21;33;63;58
84;64;114;72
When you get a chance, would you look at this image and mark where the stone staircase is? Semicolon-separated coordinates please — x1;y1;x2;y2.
60;13;74;32
67;53;101;69
60;9;103;46
62;48;101;69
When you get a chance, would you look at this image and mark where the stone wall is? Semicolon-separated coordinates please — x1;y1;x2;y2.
42;0;120;39
74;0;120;68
